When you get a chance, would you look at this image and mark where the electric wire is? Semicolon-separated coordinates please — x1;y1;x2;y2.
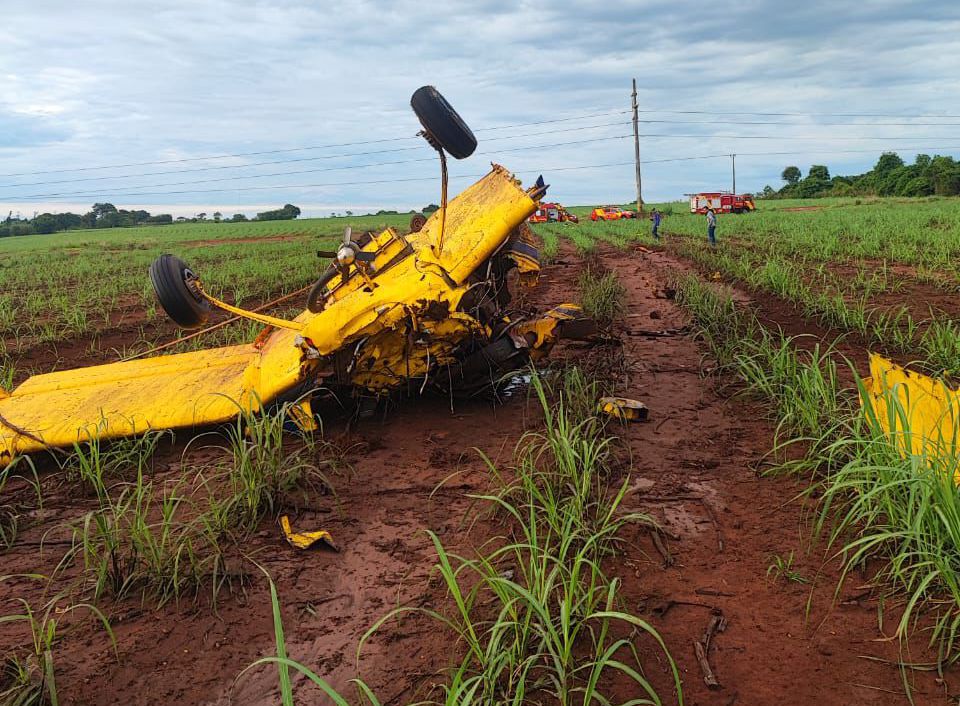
0;108;631;178
1;135;634;200
0;120;634;189
6;105;959;180
12;144;960;203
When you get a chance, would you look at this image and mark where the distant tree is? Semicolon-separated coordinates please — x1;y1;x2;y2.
230;213;248;222
91;202;117;219
900;176;934;197
807;165;830;182
875;152;905;174
929;156;960;195
176;216;188;222
791;164;831;198
422;203;440;213
196;212;207;221
32;213;57;234
98;211;121;228
781;166;801;185
256;204;301;221
213;211;222;223
345;210;353;217
760;185;776;198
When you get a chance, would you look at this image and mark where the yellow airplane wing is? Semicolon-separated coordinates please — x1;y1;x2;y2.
0;326;312;466
863;353;960;478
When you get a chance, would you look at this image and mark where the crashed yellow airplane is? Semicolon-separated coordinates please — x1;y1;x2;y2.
0;87;595;467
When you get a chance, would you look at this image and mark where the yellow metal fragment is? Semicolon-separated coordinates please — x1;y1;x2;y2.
598;396;649;422
863;354;960;478
280;515;337;551
288;399;319;433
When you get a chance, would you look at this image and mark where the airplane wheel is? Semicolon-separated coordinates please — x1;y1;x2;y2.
306;266;339;313
149;254;210;330
410;86;477;159
409;213;427;233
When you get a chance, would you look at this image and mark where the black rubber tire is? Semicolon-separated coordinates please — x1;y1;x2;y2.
149;254;210;329
410;86;477;160
409;213;427;233
456;337;525;382
306;265;340;313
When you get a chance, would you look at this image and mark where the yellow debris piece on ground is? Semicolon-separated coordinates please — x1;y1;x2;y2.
280;515;337;551
864;353;960;476
597;396;649;422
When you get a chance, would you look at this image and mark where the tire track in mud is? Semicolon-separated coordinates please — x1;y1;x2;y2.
565;243;953;705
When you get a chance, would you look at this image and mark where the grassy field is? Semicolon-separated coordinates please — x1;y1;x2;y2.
0;205;686;705
4;191;960;701
0;214;412;363
537;193;960;679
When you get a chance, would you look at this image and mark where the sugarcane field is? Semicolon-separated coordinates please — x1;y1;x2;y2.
3;3;960;705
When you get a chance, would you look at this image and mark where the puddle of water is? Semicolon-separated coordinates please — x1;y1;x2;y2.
502;373;532;398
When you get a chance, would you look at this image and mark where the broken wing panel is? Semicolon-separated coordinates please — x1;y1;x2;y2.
863;353;960;479
0;327;309;466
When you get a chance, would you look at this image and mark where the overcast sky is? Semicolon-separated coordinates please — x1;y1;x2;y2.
2;0;959;217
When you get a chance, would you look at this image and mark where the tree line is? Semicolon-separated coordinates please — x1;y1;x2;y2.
0;202;302;237
763;152;960;199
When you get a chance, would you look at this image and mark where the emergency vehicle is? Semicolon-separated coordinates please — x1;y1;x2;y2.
688;192;755;214
529;202;579;223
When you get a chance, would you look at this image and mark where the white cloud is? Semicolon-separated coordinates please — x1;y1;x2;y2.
0;0;957;213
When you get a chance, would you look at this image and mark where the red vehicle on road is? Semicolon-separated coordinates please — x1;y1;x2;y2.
529;202;579;224
590;206;635;221
688;192;755;214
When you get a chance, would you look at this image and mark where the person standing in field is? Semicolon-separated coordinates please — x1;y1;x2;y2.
706;206;717;247
650;208;661;240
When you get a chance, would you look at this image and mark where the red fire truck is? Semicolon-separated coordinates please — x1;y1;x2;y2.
528;202;579;224
688;192;756;214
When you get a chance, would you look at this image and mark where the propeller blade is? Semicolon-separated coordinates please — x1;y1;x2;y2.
316;250;338;258
343;226;353;246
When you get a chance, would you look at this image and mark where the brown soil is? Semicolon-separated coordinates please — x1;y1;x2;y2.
1;242;956;705
179;233;317;248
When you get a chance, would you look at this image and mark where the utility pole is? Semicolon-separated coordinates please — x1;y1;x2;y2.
731;153;736;194
631;78;643;214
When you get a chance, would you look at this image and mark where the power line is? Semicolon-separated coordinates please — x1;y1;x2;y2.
639;118;960;127
5;122;953;194
3;105;957;181
0;120;633;190
635;133;960;141
476;110;630;131
0;108;630;179
11;144;960;204
0;163;646;202
2;135;634;200
638;108;960;119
